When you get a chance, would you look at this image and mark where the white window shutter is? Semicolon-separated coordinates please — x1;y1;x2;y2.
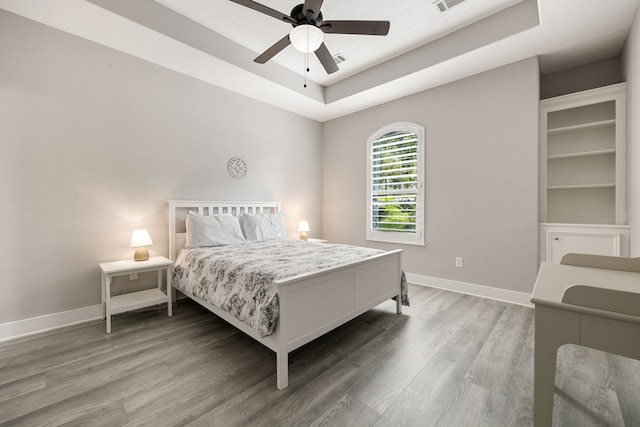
367;122;425;246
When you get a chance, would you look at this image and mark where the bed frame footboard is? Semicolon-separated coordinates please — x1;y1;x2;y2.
274;249;403;389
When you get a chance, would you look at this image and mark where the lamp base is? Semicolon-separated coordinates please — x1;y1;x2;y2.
299;232;308;241
134;247;149;261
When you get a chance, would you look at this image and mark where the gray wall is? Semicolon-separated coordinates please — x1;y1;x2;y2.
540;56;623;100
322;57;540;294
623;6;640;257
0;11;322;324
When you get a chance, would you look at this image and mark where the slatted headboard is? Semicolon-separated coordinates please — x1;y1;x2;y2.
167;200;282;261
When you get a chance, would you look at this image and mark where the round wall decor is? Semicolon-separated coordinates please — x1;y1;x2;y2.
227;157;247;179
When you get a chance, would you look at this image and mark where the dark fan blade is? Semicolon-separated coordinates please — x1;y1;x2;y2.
321;20;390;36
254;34;291;64
303;0;324;20
229;0;294;24
314;43;338;74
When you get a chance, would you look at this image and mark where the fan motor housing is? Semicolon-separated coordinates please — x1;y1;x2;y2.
290;4;323;26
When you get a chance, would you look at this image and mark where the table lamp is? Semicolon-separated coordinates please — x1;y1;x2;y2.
298;220;310;241
130;228;153;261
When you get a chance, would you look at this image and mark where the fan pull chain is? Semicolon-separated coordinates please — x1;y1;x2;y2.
304;51;308;88
304;23;310;88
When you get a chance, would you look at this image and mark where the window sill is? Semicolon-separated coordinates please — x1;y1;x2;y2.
366;234;425;246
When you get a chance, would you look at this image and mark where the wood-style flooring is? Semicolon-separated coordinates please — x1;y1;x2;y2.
1;284;639;426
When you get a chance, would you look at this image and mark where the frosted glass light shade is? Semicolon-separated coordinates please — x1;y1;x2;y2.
298;220;310;241
290;24;324;53
130;228;153;261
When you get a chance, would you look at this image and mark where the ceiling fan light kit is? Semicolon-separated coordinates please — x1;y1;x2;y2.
290;24;324;53
229;0;390;75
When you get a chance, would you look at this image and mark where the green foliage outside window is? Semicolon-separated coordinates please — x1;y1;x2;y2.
372;131;418;233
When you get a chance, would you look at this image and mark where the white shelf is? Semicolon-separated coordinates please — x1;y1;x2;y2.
548;183;615;190
547;119;615;135
547;149;615;160
110;288;169;315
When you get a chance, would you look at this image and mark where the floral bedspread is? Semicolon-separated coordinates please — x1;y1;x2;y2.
172;239;409;337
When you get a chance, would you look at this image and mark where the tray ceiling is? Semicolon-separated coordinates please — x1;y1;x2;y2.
1;0;639;121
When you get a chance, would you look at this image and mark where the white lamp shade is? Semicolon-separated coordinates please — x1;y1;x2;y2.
130;228;153;248
298;220;311;233
290;24;324;53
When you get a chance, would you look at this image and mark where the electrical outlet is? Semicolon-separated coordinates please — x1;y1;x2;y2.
455;257;464;268
129;272;138;280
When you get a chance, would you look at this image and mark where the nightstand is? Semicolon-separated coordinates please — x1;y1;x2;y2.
306;238;328;243
99;256;173;333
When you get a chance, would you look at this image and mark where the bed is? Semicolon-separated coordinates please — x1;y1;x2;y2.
168;200;406;389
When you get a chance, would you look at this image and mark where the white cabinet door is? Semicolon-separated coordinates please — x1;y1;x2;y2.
547;231;621;264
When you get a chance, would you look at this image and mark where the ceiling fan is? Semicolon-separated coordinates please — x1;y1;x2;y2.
229;0;390;74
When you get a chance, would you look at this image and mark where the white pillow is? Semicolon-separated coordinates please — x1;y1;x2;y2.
186;212;247;247
240;212;286;241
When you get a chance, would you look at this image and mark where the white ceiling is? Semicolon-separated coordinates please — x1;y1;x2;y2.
154;0;523;86
1;0;639;122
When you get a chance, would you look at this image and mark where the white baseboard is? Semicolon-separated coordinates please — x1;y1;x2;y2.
0;277;531;343
0;292;187;343
406;273;533;308
0;304;102;343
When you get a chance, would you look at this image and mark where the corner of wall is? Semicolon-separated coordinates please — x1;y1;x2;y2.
622;4;640;256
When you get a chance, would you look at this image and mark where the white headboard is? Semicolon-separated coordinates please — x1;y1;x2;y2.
167;200;282;261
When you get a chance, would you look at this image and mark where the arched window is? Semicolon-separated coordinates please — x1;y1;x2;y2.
367;122;425;246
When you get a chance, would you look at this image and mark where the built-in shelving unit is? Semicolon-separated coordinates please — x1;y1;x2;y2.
539;83;629;263
540;83;626;225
